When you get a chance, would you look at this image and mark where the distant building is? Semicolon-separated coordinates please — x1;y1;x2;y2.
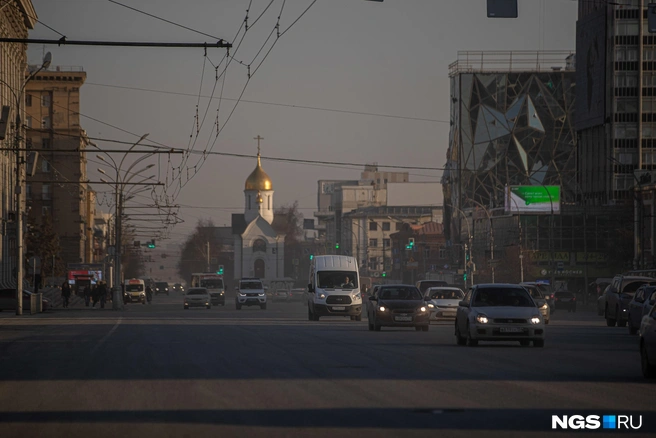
390;222;447;284
24;66;95;266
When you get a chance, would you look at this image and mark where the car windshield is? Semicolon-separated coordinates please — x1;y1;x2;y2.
125;284;143;292
379;287;422;300
623;281;654;294
417;281;448;294
155;283;167;289
240;282;262;290
317;271;358;289
200;279;224;289
555;291;574;298
187;289;207;295
472;288;535;307
429;289;464;300
523;286;543;299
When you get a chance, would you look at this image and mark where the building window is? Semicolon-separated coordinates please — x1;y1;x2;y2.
382;222;390;231
26;184;31;199
42;184;51;200
439;247;447;259
25;94;32;107
25;116;32;128
253;238;267;253
42;206;51;216
41;93;51;107
424;247;430;258
369;221;377;231
369;238;378;247
383;238;390;248
42;116;51;129
42;160;51;173
369;257;378;271
42;138;51;149
395;222;403;231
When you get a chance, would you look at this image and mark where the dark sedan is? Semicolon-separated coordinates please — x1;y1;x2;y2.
366;284;430;332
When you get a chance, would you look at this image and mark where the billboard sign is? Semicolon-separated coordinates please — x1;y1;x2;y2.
575;9;606;130
505;186;561;214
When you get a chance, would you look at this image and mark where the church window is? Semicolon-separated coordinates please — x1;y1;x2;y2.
253;239;267;253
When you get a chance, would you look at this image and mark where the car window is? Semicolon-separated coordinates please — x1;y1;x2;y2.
240;282;262;289
472;288;534;307
429;289;464;300
125;284;144;292
380;287;422;300
623;281;652;294
523;286;543;299
635;289;645;302
187;289;207;295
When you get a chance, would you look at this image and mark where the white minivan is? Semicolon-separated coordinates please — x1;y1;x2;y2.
307;255;362;321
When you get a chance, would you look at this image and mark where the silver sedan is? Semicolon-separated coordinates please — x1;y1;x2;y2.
424;287;464;322
184;288;212;310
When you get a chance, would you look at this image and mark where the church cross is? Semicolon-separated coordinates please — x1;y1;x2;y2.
254;135;264;155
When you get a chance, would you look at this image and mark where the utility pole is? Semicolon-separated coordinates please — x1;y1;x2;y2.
206;241;210;272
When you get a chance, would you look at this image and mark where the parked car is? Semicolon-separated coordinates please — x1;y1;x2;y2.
424;286;464;322
415;280;449;296
272;289;291;302
366;284;430;331
554;291;576;313
639;304;656;378
521;283;551;324
455;284;545;347
597;284;611;316
0;289;51;311
604;275;656;327
628;285;656;335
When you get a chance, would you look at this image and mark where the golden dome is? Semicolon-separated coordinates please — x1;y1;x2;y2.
245;154;273;191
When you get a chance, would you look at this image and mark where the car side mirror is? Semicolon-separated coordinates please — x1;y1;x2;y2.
458;300;467;307
369;296;377;301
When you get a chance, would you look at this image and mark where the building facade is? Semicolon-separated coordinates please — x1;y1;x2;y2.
0;0;37;288
24;66;94;266
390;222;447;285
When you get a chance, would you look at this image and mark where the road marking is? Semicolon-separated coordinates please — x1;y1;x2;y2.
90;317;122;355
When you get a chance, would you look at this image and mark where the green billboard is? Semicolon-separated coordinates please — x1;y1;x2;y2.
505;185;560;214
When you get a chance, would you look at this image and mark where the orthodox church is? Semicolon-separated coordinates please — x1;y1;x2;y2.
232;140;285;282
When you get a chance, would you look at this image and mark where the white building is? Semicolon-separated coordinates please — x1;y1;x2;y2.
232;152;285;281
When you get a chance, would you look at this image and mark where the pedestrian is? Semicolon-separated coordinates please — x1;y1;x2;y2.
91;284;100;307
84;284;91;307
146;285;153;304
61;281;71;308
99;282;107;309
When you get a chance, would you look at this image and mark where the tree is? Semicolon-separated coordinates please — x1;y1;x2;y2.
26;213;62;283
272;202;305;279
178;218;217;283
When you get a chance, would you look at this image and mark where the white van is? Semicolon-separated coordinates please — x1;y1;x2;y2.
307;255;362;321
124;278;146;304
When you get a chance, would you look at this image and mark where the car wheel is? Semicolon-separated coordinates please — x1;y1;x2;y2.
206;304;211;309
415;326;422;331
184;306;188;310
466;324;478;347
421;325;429;332
533;339;545;348
545;319;549;325
641;343;656;378
617;320;627;328
605;306;616;327
355;314;362;322
374;317;381;331
350;316;356;321
519;340;530;347
308;307;313;321
368;320;373;331
455;323;466;346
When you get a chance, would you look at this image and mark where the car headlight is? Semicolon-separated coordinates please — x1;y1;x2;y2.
258;293;265;297
427;303;435;308
318;293;326;299
531;316;541;324
239;293;246;297
184;301;188;305
419;306;427;313
379;306;386;312
206;302;209;306
540;303;548;309
476;314;489;324
140;293;145;297
353;292;362;300
220;291;224;295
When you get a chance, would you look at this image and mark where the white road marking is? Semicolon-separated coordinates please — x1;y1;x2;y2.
90;317;122;355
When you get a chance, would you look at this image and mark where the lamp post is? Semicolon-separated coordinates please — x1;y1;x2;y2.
506;191;524;283
95;133;150;309
7;52;52;315
470;199;495;283
451;205;473;287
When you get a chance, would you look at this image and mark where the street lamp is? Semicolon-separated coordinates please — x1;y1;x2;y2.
470;199;495;283
451;205;473;287
8;52;52;315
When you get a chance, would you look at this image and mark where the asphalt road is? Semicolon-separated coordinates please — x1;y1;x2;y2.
0;291;654;437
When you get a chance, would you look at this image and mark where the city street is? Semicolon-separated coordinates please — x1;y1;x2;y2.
0;292;654;437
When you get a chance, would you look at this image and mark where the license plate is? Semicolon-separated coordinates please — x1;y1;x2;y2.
395;316;413;322
500;327;525;333
332;306;345;311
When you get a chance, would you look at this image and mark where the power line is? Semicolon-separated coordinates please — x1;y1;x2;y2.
84;82;443;123
0;38;231;48
107;0;225;41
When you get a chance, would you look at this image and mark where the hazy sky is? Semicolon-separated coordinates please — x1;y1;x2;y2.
27;0;578;245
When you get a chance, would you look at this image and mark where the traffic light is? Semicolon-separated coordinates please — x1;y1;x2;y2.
463;272;467;282
382;271;387;277
406;237;415;250
309;254;314;260
335;242;340;249
147;239;156;249
217;265;224;275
